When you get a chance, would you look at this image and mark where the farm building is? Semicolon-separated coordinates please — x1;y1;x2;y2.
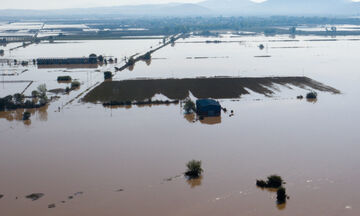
196;99;221;116
37;54;98;65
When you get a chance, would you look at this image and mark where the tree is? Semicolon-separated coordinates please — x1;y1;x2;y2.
185;160;203;179
104;72;112;80
289;26;296;34
22;111;31;121
13;93;24;104
183;99;196;113
37;84;48;103
127;57;135;66
37;84;47;95
276;187;287;204
31;90;39;98
143;52;151;60
71;81;81;89
97;55;104;62
306;91;317;99
266;175;283;188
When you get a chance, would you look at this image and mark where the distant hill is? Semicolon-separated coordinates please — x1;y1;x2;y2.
0;3;211;18
200;0;360;15
1;0;360;18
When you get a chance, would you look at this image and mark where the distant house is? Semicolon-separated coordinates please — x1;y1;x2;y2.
196;99;221;117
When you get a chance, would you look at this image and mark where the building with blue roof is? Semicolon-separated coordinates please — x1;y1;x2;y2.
196;99;221;117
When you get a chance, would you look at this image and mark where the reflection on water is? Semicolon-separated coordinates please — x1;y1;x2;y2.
0;104;48;124
199;116;222;125
277;203;286;210
184;113;195;123
186;175;203;188
23;119;31;126
307;98;318;103
184;113;222;125
128;64;135;71
145;59;152;66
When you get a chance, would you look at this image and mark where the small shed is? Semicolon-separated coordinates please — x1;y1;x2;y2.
196;99;221;117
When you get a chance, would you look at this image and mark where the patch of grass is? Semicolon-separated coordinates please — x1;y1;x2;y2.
185;160;203;179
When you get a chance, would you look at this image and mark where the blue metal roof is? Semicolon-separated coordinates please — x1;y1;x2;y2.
196;99;220;107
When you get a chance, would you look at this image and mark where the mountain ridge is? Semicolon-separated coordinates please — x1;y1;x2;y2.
1;0;360;18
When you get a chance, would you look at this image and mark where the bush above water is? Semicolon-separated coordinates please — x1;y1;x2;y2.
183;99;196;113
71;81;81;89
22;111;31;121
185;160;203;179
104;71;112;80
57;76;72;82
256;175;283;189
276;187;287;204
306;91;318;99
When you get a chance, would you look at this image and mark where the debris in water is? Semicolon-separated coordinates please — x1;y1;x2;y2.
74;192;84;196
48;204;56;209
163;175;182;182
25;193;44;201
115;189;124;192
0;194;3;199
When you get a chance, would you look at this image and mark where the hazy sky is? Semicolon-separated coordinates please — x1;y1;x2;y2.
1;0;202;9
0;0;358;10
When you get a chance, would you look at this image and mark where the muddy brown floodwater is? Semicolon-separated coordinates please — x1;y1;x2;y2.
1;34;360;216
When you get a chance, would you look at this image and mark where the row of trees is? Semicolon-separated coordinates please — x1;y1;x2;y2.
0;84;48;111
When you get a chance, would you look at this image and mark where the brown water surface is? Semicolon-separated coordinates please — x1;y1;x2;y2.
0;34;360;216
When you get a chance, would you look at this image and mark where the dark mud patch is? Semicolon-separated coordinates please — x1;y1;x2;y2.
48;203;56;209
83;77;340;103
0;194;3;199
103;100;179;107
25;193;44;201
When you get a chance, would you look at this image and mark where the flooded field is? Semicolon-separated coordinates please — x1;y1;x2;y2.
1;33;360;216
